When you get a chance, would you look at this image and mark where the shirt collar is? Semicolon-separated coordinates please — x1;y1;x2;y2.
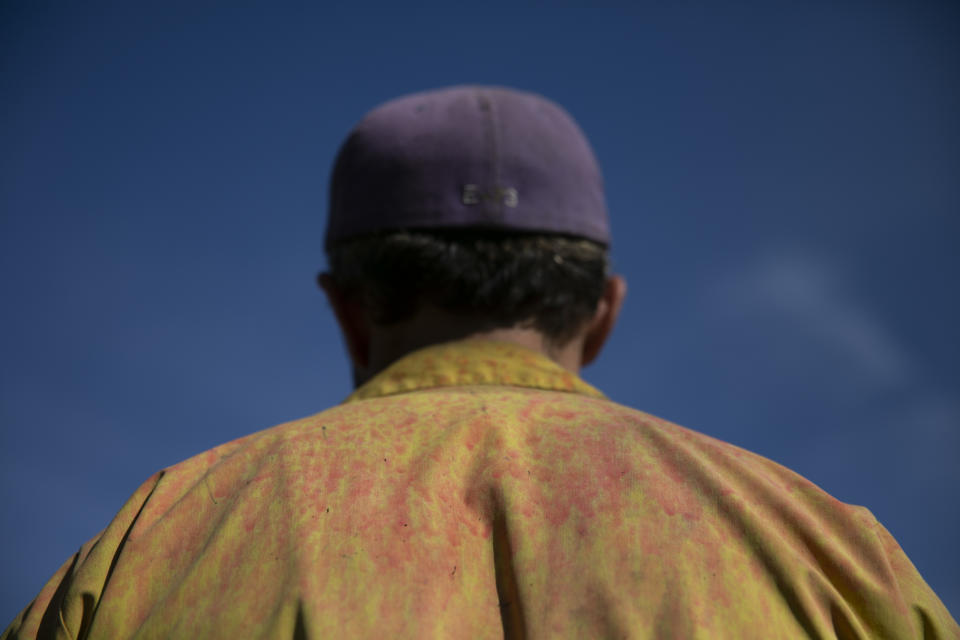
344;340;605;403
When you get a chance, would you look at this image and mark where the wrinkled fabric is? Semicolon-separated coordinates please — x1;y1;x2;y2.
5;340;957;639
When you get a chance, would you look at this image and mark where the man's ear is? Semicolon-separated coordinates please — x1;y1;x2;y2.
317;273;371;370
580;274;627;367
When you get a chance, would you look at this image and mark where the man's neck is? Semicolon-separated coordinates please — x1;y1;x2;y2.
356;319;585;388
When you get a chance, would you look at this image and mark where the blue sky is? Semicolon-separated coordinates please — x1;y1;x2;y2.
1;0;958;623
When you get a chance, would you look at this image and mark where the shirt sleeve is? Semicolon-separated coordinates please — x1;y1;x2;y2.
2;471;165;640
869;516;960;639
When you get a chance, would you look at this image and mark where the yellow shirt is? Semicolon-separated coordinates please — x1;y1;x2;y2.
5;341;958;639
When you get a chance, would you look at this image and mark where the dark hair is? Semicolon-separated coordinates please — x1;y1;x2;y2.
327;230;609;345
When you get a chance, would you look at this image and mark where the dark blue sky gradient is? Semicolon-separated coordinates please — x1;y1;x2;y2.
2;0;958;623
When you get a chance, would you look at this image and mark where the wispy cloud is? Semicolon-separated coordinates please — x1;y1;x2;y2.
707;247;960;502
712;250;914;389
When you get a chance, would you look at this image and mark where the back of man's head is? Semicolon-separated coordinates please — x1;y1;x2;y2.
321;86;624;383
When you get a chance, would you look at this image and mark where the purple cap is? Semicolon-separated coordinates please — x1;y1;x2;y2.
325;85;609;250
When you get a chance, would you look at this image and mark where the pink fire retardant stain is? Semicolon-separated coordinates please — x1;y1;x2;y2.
505;458;527;482
443;511;463;549
346;472;375;502
519;499;535;519
461;415;489;452
517;395;547;422
535;462;598;528
652;478;702;523
323;460;346;494
392;412;419;435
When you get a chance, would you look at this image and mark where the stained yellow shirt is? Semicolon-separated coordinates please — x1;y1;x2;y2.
4;341;958;639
